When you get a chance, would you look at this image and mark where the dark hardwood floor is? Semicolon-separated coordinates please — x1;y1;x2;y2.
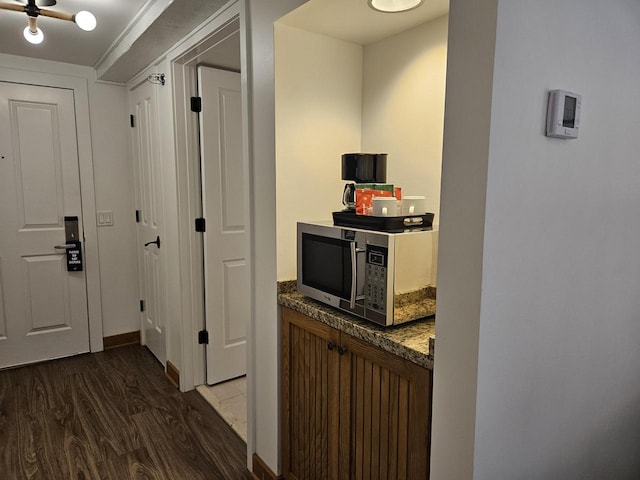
0;345;253;480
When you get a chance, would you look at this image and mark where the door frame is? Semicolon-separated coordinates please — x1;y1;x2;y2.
0;66;104;352
170;11;243;391
166;4;242;389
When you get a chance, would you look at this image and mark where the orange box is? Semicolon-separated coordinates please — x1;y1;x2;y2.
356;188;393;215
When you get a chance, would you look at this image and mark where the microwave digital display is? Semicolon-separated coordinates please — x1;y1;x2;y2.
366;244;388;268
368;251;384;266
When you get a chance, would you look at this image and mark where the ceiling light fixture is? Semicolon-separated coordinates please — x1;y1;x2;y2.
23;16;43;43
368;0;424;13
0;0;96;45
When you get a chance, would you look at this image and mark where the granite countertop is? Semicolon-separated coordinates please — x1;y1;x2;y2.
277;281;435;370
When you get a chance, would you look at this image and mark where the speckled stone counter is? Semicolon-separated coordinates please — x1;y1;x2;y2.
278;286;436;370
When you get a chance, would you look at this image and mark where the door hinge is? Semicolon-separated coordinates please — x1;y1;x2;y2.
140;300;145;312
135;210;141;223
130;114;135;128
198;330;209;345
190;96;202;113
195;218;206;232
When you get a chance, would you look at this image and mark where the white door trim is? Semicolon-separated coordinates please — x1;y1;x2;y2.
0;67;104;352
164;4;242;392
167;59;206;391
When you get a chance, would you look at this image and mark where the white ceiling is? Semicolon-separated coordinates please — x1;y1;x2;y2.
0;0;148;66
0;0;233;82
95;0;231;82
0;0;447;82
278;0;450;46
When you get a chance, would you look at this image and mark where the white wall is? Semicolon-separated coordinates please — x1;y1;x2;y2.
245;0;308;472
274;17;448;281
433;0;640;478
429;0;496;477
0;54;139;339
362;15;448;222
274;24;363;280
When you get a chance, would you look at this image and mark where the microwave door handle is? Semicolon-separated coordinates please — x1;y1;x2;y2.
350;242;357;309
349;243;367;309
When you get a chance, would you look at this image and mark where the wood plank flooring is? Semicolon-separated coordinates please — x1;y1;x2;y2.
0;345;253;480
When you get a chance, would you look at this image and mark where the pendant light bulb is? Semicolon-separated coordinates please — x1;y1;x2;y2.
74;11;96;31
23;18;44;45
368;0;424;13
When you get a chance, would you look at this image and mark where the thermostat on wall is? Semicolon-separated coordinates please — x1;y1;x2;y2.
546;89;581;139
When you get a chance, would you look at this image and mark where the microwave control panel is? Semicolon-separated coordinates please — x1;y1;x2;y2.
365;244;388;314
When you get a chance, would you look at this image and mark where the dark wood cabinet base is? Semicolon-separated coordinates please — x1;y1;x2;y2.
281;307;432;479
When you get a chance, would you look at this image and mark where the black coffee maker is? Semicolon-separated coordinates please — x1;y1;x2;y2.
341;153;387;211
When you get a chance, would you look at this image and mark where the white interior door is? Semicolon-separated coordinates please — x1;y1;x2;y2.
0;81;89;369
130;80;166;365
198;66;247;385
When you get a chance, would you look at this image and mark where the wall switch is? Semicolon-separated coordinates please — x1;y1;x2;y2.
97;210;114;226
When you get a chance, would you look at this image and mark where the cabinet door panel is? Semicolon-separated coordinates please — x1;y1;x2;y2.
281;307;432;479
282;308;340;480
340;334;432;480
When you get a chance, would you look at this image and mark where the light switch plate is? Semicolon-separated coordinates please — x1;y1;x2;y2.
97;210;114;226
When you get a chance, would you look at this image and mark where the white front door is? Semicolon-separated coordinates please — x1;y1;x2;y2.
0;82;89;369
130;80;166;365
197;66;247;385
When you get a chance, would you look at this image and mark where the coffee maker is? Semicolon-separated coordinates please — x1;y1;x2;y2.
341;153;387;210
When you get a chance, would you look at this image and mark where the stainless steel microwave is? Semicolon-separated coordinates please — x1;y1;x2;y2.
297;222;437;326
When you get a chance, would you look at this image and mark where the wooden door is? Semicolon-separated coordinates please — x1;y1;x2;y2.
281;308;341;480
0;81;89;368
197;66;248;385
129;80;166;365
339;333;432;480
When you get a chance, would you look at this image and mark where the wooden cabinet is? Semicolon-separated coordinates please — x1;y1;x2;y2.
281;307;432;480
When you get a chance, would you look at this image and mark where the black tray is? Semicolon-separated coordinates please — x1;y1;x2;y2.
332;210;434;232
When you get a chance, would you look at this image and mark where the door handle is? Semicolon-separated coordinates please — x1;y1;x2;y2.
144;236;161;248
350;242;357;308
54;244;77;249
349;243;367;309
